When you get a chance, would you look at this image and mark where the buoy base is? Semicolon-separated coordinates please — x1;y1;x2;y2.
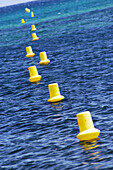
39;59;50;65
32;37;39;41
48;95;64;103
77;128;100;141
32;28;37;31
26;53;35;58
29;75;41;83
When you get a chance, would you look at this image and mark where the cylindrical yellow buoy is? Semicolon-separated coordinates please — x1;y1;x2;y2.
28;66;41;83
48;83;64;102
21;19;25;24
76;111;100;141
39;52;50;65
31;12;34;17
31;25;37;31
25;8;30;13
32;33;39;41
26;46;35;58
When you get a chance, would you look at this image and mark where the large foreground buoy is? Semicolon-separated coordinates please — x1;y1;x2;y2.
76;111;100;141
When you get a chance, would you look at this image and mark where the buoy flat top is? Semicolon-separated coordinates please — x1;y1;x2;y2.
49;83;58;87
77;111;90;116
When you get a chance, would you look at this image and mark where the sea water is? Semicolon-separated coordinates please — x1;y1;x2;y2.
0;0;113;169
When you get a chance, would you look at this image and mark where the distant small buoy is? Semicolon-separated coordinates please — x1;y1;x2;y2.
32;33;39;41
48;83;64;102
21;19;25;24
31;12;34;17
39;52;50;65
25;8;30;13
28;66;41;83
26;46;35;58
76;111;100;141
31;25;37;31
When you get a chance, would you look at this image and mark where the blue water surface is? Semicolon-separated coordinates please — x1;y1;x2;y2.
0;0;113;169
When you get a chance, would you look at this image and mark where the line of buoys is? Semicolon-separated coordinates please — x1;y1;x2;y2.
24;9;64;103
21;7;100;142
21;8;31;23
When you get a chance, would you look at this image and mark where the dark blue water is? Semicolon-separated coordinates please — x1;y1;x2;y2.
0;0;113;169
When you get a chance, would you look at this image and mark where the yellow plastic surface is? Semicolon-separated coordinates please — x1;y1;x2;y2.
21;19;25;23
25;8;30;13
39;52;50;65
77;128;100;141
39;60;50;65
29;76;41;83
48;95;64;103
32;33;39;41
76;111;100;141
31;12;34;17
48;83;64;102
28;66;41;83
26;46;35;58
31;25;37;31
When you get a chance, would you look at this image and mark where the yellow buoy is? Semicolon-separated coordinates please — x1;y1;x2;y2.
26;46;35;58
76;111;100;141
39;52;50;65
25;8;30;13
21;19;25;24
32;33;39;41
28;66;41;83
48;83;64;102
31;12;34;17
31;25;37;31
